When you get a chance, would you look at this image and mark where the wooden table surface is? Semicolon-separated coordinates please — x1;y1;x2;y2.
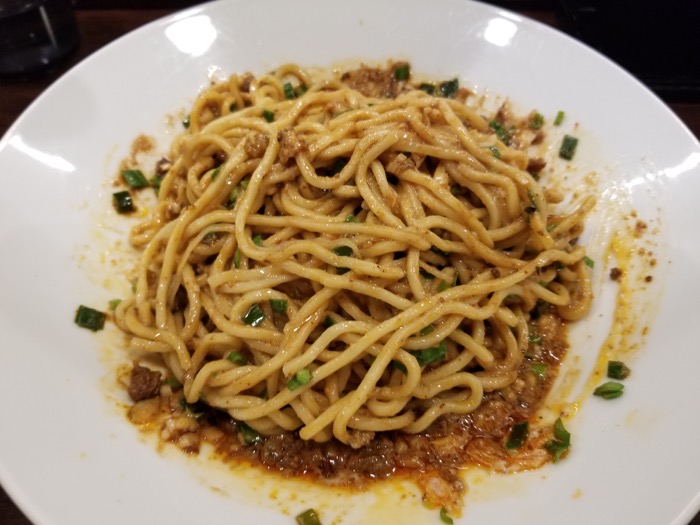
1;2;698;524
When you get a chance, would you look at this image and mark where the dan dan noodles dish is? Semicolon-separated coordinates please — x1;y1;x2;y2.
110;61;594;516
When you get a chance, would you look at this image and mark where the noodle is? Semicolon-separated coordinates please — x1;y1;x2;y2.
114;62;594;452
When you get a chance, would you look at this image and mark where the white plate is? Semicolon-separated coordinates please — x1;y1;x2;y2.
1;1;699;524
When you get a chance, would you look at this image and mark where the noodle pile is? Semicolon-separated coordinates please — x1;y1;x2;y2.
114;62;594;448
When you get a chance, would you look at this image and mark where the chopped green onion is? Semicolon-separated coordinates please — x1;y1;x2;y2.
333;245;353;257
393;63;411;81
345;214;357;223
529;112;544;130
410;340;447;367
505;421;529;449
487;145;501;159
122;169;149;188
182;115;190;129
607;360;631;380
242;304;265;327
164;377;182;389
437;279;450;292
528;333;543;345
234;249;241;269
112;191;134;213
546;223;558;232
391;360;408;374
226;351;248;365
419;325;435;336
439;507;454;525
269;298;288;314
262;109;275;122
527;189;538;210
296;508;322;525
439;78;459;98
545;417;571;462
554;110;565;126
239;421;262;445
150;174;162;195
489;120;510;144
419;83;435;95
210;166;222;180
559;135;579;160
583;255;595;268
74;305;106;331
179;398;205;419
323;316;337;328
593;381;624;400
531;363;548;378
252;234;263;246
108;298;122;311
336;267;350;275
287;368;312;391
283;82;297;100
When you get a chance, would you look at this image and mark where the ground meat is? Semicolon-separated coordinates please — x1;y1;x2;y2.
341;65;402;98
277;128;306;164
527;157;547;176
128;364;162;401
610;267;623;281
244;132;269;158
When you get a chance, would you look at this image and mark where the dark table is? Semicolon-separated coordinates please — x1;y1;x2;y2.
1;1;699;524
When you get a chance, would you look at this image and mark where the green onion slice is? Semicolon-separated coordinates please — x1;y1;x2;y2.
439;78;459;98
410;340;447;367
74;305;106;331
554;110;565;126
262;109;275;122
333;245;353;257
269;298;288;314
583;255;595;268
287;368;312;391
226;351;248;365
239;421;262;445
607;360;631;380
113;191;134;213
393;63;410;81
559;135;579;160
295;508;322;525
593;381;624;400
242;304;265;326
122;169;149;188
439;507;454;525
506;421;529;449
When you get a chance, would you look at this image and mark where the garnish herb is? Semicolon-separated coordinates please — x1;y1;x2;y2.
439;507;454;525
418;83;435;95
74;305;106;331
529;112;544;130
336;266;350;275
419;324;434;336
583;255;595;269
419;269;435;280
392;360;408;374
593;381;624;400
296;508;322;525
345;214;357;223
252;234;263;246
210;166;222;180
283;82;297;100
505;421;529;449
328;157;348;176
242;304;265;326
239;421;262;445
437;279;450;292
559;134;579;160
333;245;354;257
182;115;190;128
531;363;548;378
545;417;571;462
179;398;205;419
554;110;565;126
546;223;558;232
150;174;162;195
323;316;336;328
108;298;122;311
607;360;631;380
226;351;248;365
410;340;447;367
393;63;411;81
269;298;288;314
439;78;459;98
234;249;241;269
527;189;538;211
113;191;134;213
287;368;312;391
528;333;543;345
262;109;275;122
489;120;510;144
122;169;149;188
487;145;501;159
